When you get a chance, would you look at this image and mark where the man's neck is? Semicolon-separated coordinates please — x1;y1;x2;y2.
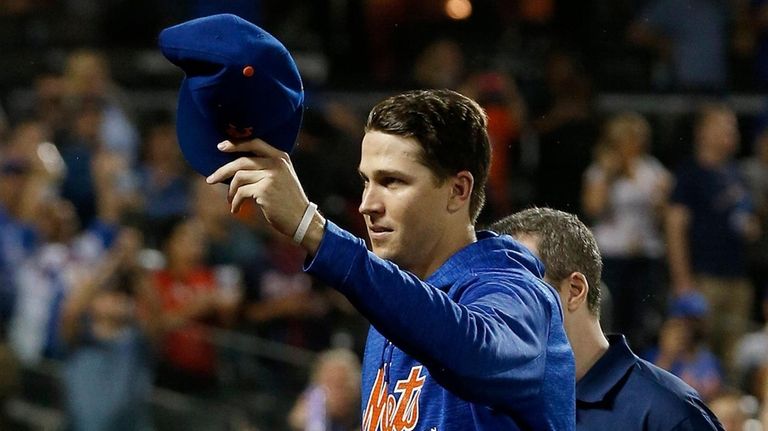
571;318;610;381
416;224;476;280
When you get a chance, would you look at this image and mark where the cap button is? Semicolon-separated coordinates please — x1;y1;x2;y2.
242;66;255;77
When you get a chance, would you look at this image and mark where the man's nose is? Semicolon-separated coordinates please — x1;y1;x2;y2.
359;185;384;216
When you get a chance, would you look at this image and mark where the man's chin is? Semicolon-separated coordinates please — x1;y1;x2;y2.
370;245;395;261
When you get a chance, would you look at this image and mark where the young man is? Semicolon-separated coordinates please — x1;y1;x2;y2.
491;207;723;430
208;89;575;430
666;104;758;371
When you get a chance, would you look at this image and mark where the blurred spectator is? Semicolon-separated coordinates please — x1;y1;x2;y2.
741;127;768;228
2;119;63;221
0;119;63;336
582;111;671;349
33;72;69;136
243;231;331;351
532;51;597;217
133;118;192;248
91;148;137;227
56;96;108;226
666;104;760;373
153;217;236;395
0;158;40;336
459;70;528;221
62;50;139;161
628;0;730;92
193;181;266;299
735;292;768;397
288;348;361;431
645;292;723;401
8;115;131;364
709;392;749;431
741;128;768;316
59;227;160;431
8;198;79;364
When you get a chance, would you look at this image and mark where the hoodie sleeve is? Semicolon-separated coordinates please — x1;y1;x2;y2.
304;221;554;408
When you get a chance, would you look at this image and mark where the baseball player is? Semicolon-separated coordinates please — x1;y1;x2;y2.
492;207;724;430
207;89;575;430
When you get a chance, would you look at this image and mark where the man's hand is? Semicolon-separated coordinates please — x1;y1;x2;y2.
205;139;325;253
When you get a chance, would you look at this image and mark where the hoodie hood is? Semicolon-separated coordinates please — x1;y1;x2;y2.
427;230;544;291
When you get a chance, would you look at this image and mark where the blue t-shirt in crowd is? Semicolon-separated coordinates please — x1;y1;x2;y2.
577;335;723;431
62;323;154;431
305;221;575;431
670;158;754;277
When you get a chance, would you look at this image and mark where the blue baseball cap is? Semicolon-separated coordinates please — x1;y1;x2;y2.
159;13;304;177
668;292;709;319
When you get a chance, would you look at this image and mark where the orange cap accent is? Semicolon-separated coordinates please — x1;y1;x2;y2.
242;66;255;77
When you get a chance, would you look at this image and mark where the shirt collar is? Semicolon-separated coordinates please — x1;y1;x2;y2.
576;334;638;404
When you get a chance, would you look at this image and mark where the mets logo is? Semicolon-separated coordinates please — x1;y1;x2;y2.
362;365;426;431
224;123;254;139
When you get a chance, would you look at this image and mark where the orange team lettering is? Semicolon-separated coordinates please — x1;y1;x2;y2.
363;365;426;431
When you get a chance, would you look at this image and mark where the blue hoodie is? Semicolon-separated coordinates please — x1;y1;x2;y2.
305;221;575;430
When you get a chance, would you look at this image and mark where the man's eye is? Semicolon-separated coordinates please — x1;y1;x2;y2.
382;177;401;187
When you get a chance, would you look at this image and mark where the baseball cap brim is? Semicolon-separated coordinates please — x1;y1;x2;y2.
176;79;303;178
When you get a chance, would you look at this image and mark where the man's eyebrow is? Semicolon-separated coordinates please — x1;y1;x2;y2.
369;169;409;178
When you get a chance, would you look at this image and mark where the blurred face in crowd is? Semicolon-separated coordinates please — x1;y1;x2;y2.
90;289;134;328
35;199;79;243
145;124;184;169
0;162;30;211
696;107;739;160
658;317;696;354
65;51;111;97
315;357;360;420
9;121;48;158
605;114;650;162
709;395;746;431
358;132;460;277
73;101;104;144
166;219;207;271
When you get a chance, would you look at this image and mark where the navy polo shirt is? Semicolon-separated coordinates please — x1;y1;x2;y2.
577;335;723;430
670;158;753;277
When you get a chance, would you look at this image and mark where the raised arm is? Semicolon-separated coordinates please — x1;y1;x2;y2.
305;222;553;408
665;203;694;295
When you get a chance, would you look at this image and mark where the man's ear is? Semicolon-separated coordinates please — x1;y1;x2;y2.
564;272;589;313
447;170;474;213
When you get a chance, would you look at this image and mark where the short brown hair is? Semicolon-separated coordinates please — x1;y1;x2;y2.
365;89;491;223
490;207;603;316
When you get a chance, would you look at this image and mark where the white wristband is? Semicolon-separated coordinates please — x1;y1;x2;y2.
293;202;318;244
